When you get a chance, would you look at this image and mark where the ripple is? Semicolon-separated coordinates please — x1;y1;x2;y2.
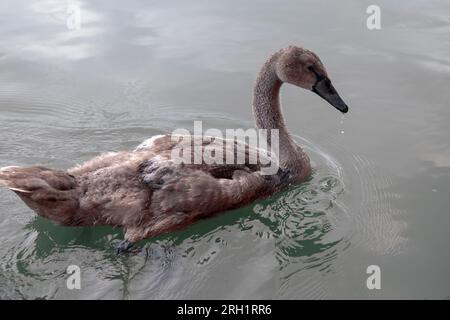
350;153;407;255
304;132;407;256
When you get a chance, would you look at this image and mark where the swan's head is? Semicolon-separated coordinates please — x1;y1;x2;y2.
276;46;348;113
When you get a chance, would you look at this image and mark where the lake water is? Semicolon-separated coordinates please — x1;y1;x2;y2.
0;0;449;299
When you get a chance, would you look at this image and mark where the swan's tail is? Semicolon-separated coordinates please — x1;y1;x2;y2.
0;166;79;223
0;166;34;192
0;165;77;191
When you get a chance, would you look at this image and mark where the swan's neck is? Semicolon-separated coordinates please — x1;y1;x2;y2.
252;54;309;173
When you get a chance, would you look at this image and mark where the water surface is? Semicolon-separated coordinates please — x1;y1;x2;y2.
0;0;449;299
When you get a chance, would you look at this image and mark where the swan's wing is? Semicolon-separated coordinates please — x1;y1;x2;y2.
131;155;274;242
135;134;274;175
124;134;283;241
135;135;273;182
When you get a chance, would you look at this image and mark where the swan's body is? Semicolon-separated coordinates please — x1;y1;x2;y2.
0;46;348;251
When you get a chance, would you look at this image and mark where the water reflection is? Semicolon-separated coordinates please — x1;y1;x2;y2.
0;0;104;61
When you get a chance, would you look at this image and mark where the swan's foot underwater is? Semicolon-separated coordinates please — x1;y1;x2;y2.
265;167;295;185
277;168;295;182
116;239;134;254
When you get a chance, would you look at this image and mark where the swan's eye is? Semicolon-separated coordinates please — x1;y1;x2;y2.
308;65;321;79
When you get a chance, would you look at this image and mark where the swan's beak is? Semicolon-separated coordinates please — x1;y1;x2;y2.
312;77;348;113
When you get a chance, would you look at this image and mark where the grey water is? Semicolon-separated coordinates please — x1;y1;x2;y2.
0;0;449;299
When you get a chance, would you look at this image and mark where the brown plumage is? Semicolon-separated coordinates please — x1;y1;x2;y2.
0;46;348;252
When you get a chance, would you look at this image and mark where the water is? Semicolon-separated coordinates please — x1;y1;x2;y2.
0;0;449;299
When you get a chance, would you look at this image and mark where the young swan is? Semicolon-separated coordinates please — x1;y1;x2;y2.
0;46;348;253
